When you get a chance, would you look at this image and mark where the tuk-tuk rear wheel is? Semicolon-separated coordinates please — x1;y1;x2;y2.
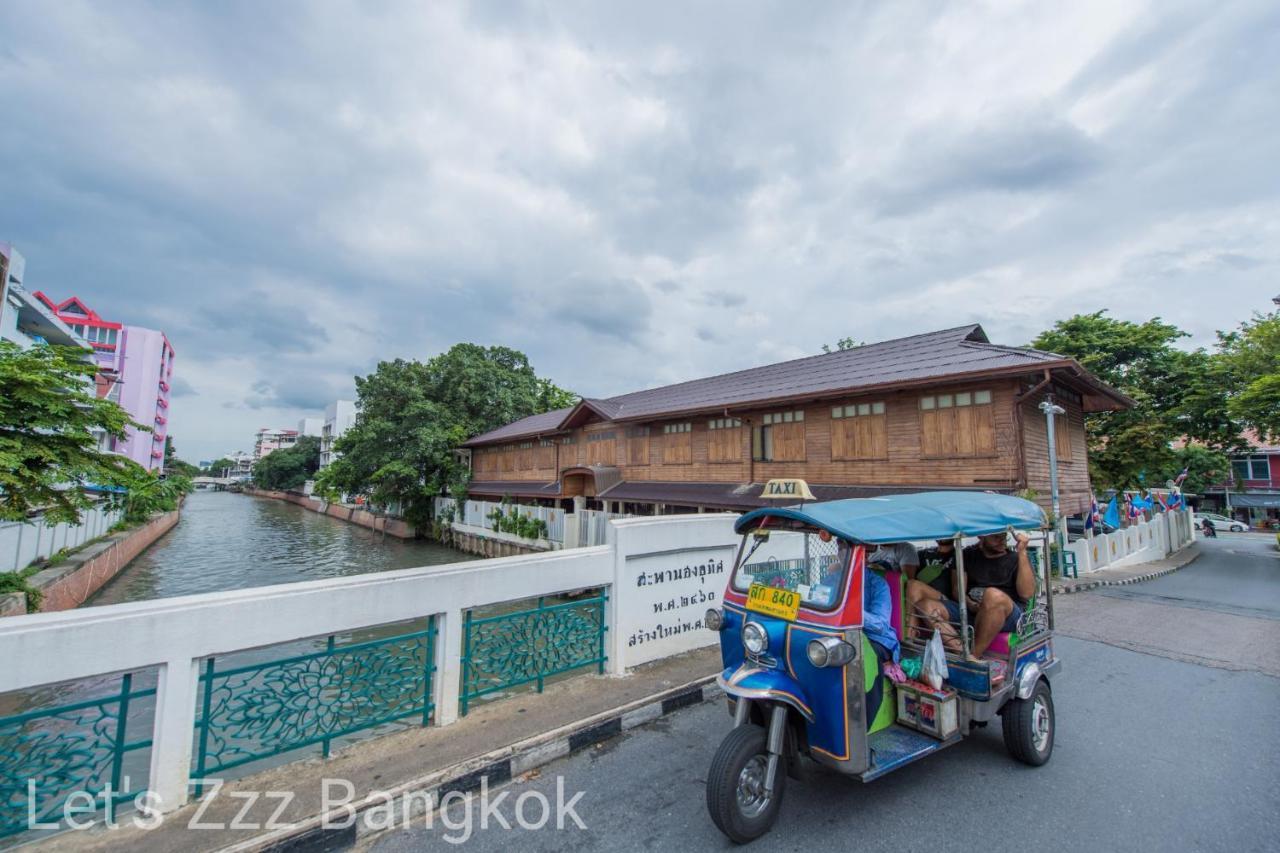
706;723;786;843
1001;679;1054;766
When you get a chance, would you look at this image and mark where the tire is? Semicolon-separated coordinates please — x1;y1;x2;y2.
706;723;785;843
1232;524;1245;533
1002;680;1054;766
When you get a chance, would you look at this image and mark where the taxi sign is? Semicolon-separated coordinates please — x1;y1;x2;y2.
746;583;801;621
760;479;815;501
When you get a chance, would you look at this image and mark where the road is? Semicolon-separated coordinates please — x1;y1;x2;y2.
370;535;1280;852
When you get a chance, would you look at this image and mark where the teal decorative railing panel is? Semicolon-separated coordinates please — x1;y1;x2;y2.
461;594;607;715
0;674;154;839
193;620;436;787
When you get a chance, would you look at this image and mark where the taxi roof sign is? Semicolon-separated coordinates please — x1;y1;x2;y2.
760;479;815;501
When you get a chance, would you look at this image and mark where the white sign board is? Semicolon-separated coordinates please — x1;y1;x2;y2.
609;514;740;669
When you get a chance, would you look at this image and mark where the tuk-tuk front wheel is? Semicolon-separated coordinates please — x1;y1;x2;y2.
1002;679;1054;766
706;723;785;843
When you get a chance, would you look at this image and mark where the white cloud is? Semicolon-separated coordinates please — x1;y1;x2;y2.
0;0;1276;460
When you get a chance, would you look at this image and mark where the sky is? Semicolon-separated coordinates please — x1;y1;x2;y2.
1;1;1276;462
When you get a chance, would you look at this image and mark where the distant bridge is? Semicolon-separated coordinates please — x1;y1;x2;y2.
192;476;243;488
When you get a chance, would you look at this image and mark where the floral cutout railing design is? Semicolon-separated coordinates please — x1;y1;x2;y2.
193;620;436;791
0;673;154;839
460;594;608;715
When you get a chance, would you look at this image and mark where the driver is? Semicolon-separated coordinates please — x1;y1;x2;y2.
915;532;1035;660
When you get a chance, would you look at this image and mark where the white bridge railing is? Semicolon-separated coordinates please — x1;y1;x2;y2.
0;514;738;828
1065;508;1195;575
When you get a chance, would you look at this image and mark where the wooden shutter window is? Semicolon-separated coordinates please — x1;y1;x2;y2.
919;391;995;457
830;402;887;460
1054;413;1072;461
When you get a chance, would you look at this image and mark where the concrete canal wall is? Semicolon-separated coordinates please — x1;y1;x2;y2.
13;509;182;614
246;487;418;539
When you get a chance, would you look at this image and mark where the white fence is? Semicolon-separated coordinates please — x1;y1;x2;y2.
0;513;737;816
1065;508;1195;575
580;509;624;547
437;497;567;544
0;503;124;573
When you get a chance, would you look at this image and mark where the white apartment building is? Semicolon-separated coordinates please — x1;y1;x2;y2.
319;400;357;469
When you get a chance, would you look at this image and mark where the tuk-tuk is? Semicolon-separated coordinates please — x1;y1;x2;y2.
704;489;1059;843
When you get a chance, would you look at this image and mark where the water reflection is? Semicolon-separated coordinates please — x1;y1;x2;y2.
89;490;473;605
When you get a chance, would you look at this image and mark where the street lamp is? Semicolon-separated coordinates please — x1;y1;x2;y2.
1039;399;1067;576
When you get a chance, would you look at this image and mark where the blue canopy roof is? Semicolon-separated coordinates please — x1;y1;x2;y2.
734;491;1046;544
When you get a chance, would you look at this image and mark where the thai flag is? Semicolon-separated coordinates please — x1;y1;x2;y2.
1086;496;1099;531
1174;466;1189;485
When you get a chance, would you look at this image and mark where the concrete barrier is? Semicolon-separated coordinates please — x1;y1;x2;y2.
247;488;418;539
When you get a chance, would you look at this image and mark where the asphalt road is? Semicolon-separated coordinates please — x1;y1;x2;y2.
371;537;1280;853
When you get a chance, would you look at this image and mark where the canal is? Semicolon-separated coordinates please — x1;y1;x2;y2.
89;489;473;605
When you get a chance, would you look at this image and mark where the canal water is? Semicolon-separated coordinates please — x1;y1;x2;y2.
89;489;472;605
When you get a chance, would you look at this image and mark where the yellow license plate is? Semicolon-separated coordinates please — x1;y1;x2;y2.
746;583;801;620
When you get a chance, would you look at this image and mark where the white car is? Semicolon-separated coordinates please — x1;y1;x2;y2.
1194;513;1248;533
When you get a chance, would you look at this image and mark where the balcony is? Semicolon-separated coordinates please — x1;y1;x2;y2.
156;397;168;409
155;414;167;425
153;431;166;443
158;380;169;393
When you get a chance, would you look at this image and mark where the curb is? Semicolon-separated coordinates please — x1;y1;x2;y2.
216;676;721;853
1050;547;1200;596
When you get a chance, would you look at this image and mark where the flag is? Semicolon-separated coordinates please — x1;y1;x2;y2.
1174;466;1189;485
1085;495;1098;531
1103;497;1120;528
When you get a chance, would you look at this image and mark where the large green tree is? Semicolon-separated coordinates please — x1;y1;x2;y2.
320;344;574;529
203;457;237;476
1031;311;1224;490
1216;311;1280;441
252;435;320;491
0;342;141;522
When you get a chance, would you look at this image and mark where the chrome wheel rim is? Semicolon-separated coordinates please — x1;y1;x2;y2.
735;755;771;818
1031;696;1052;753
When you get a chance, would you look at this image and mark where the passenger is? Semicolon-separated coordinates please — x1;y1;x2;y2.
915;531;1034;660
863;566;900;664
865;541;920;580
905;539;957;639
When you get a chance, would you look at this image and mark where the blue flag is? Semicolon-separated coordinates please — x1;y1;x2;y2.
1103;497;1120;528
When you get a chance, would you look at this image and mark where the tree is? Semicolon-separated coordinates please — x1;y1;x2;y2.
821;337;861;353
1163;444;1231;497
1216;311;1280;442
1031;311;1221;490
252;435;320;491
0;342;141;523
203;457;237;476
324;344;574;530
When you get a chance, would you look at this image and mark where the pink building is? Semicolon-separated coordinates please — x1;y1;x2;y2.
254;428;299;460
36;293;175;472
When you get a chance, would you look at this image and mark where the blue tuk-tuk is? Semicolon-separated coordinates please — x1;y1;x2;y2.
704;491;1059;843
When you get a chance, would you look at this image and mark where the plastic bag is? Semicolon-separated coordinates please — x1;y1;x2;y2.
922;628;950;690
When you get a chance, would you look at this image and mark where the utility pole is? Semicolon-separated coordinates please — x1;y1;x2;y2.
1040;398;1067;577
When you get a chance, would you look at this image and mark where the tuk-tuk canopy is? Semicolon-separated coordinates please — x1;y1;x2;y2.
734;491;1046;544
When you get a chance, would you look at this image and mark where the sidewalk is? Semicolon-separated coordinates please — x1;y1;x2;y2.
1051;544;1201;596
34;646;723;853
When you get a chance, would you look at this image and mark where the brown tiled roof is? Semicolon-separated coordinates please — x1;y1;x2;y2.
464;324;1130;446
602;481;1011;511
466;479;563;498
463;407;575;447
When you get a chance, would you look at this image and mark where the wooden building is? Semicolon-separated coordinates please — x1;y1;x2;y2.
461;325;1131;517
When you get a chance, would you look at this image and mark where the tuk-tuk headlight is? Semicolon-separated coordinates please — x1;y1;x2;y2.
742;621;769;655
807;636;855;668
705;608;724;631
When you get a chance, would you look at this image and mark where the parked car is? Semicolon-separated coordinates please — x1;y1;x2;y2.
1193;513;1247;533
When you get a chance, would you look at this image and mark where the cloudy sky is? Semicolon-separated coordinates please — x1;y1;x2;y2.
2;1;1276;462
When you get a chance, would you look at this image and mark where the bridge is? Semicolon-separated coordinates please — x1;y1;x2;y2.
191;476;243;489
0;510;1197;848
